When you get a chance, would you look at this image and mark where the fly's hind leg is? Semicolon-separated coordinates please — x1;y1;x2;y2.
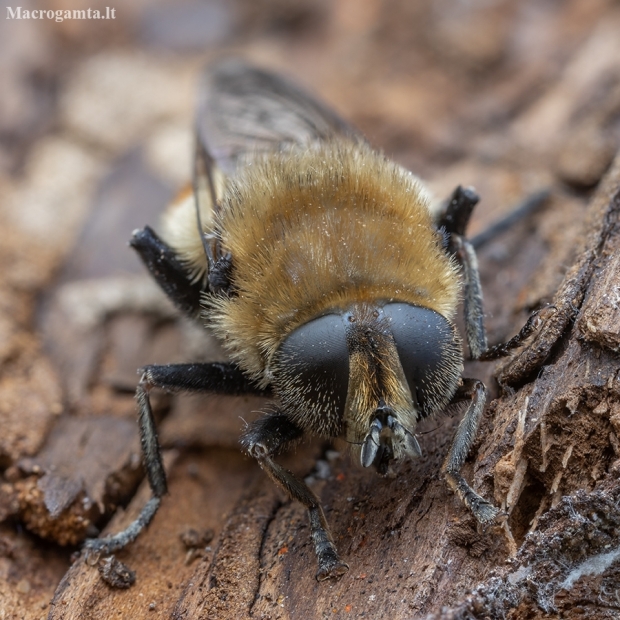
84;362;269;557
240;413;349;581
443;378;499;523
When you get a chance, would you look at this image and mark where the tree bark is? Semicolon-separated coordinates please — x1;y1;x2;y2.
2;2;620;619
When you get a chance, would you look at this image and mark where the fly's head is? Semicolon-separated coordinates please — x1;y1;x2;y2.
269;302;463;473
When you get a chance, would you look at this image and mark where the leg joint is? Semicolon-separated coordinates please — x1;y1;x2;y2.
240;413;303;459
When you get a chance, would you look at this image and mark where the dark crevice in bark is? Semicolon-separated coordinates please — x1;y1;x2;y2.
248;497;284;617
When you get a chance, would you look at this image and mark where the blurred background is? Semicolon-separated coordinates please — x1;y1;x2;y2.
2;0;619;299
1;0;620;617
2;0;619;247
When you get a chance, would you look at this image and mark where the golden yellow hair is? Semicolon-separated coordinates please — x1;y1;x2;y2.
204;140;460;382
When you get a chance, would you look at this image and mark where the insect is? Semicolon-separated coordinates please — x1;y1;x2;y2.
84;59;546;581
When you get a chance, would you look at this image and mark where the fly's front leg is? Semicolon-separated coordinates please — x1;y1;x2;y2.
437;187;487;359
240;414;349;581
438;186;552;361
453;233;555;361
443;378;499;523
478;306;556;361
452;234;487;359
84;371;166;556
84;362;269;557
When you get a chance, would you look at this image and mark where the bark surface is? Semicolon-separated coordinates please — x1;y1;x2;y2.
1;2;620;619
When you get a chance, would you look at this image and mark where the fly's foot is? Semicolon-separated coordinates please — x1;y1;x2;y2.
316;550;349;581
471;498;500;524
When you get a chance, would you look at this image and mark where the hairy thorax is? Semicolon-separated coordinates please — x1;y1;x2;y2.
206;140;461;384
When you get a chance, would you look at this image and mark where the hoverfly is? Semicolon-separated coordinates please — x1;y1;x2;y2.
85;59;544;580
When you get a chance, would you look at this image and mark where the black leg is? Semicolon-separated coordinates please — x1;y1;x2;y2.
470;189;549;250
84;362;269;556
240;414;349;581
451;231;554;361
435;187;552;523
130;226;205;319
437;187;488;359
84;371;168;555
140;362;270;396
437;185;480;237
438;186;551;361
452;235;488;360
443;379;499;523
478;306;556;361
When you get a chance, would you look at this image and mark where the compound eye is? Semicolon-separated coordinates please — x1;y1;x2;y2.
272;314;349;432
383;303;462;417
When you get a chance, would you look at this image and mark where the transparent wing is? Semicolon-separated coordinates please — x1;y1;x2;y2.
195;58;363;177
183;59;362;286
